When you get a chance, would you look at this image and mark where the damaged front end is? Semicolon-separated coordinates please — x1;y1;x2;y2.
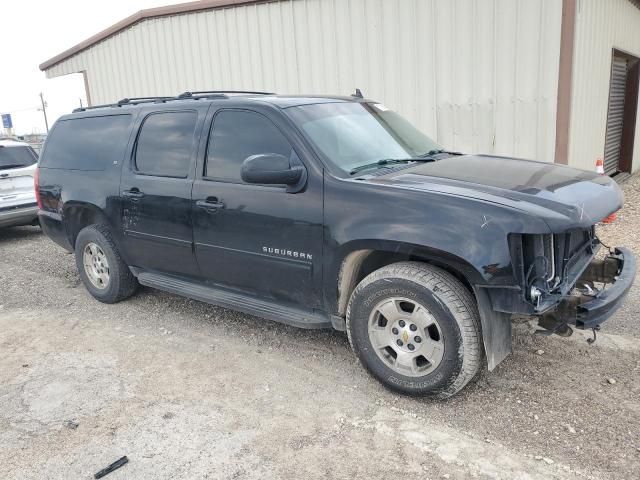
538;247;635;334
509;229;636;337
477;228;635;371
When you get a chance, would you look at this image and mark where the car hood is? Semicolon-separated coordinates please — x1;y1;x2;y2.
366;154;623;231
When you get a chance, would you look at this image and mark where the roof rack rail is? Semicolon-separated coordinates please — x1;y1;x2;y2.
117;96;173;105
177;91;227;99
73;95;174;112
72;90;276;113
177;90;274;98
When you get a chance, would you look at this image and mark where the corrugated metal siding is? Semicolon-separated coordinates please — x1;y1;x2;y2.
45;0;562;161
569;0;640;172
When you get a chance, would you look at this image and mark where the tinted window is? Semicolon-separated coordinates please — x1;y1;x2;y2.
135;111;197;177
206;110;293;182
0;146;37;170
40;115;131;170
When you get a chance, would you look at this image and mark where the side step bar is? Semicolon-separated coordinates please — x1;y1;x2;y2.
136;271;332;329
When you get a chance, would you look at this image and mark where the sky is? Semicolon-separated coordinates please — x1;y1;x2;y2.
1;0;171;135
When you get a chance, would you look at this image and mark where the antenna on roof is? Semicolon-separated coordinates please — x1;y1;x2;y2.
352;88;363;99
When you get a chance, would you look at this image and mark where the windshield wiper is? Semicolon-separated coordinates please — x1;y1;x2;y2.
349;158;435;175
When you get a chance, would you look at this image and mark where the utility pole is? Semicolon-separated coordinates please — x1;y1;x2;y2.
79;98;83;109
39;92;49;133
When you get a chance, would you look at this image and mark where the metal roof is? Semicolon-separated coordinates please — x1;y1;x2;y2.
40;0;640;73
39;0;271;71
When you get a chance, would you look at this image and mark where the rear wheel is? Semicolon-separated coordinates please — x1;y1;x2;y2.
74;224;137;303
346;262;483;398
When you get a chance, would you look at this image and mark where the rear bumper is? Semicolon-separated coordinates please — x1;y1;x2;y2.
574;247;636;329
38;210;74;252
0;203;38;228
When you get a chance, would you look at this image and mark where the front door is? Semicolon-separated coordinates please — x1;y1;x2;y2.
120;108;204;276
192;108;323;307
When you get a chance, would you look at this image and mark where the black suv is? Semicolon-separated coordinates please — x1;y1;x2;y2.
37;91;635;398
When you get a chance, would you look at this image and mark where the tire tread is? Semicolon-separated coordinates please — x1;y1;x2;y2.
75;224;137;303
346;261;483;398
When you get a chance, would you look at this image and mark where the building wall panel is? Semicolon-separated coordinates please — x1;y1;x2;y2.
45;0;562;162
569;0;640;172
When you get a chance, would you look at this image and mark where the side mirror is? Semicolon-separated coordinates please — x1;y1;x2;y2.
240;153;305;188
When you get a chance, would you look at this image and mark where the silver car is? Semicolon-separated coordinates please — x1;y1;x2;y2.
0;139;39;228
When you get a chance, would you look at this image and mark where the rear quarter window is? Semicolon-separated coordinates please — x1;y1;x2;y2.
40;115;132;171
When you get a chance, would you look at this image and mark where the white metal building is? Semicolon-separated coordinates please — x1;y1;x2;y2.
40;0;640;175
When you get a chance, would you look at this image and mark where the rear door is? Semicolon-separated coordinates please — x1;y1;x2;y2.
0;145;37;209
119;107;206;277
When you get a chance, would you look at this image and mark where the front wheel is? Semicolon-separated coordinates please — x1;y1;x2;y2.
346;262;483;398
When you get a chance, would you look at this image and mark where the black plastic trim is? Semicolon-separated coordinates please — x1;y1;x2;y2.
124;230;192;247
137;271;331;329
0;202;37;213
576;247;636;329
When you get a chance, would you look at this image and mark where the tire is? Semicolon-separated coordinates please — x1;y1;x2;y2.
74;224;138;303
346;261;483;399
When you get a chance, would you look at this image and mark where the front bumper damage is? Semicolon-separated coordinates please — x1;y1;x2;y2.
476;247;635;371
539;247;636;332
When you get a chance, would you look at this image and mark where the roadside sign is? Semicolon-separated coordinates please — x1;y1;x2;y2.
1;114;12;129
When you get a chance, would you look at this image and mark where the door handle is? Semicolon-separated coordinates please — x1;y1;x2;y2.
122;188;144;199
196;197;225;211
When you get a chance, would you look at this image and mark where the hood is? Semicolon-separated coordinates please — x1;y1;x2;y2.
367;154;623;231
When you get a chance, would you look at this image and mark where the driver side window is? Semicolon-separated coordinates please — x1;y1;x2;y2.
205;110;293;183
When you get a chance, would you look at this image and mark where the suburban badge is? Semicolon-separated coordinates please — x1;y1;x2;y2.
262;246;312;260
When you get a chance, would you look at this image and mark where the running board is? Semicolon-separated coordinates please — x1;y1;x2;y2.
136;271;332;329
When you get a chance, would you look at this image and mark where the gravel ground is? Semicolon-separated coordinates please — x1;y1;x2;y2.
594;173;640;337
0;178;639;479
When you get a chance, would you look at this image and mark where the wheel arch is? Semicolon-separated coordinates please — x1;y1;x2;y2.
334;240;484;318
62;201;113;249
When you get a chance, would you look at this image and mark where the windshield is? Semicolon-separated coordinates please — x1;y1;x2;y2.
0;145;37;170
286;102;441;174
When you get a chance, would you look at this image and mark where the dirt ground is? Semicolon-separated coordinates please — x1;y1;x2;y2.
1;179;639;480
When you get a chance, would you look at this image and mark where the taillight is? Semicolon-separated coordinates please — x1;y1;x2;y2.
34;167;42;209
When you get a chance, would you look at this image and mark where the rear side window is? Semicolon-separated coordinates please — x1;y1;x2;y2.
206;110;293;183
0;146;37;170
135;111;197;178
40;115;131;170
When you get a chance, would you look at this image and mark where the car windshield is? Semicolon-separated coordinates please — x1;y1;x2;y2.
285;102;441;174
0;145;37;170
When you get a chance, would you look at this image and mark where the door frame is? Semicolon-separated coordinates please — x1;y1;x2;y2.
604;48;640;175
191;102;326;307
